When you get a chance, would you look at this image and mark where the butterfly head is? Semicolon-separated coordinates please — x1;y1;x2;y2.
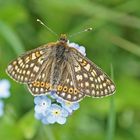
59;34;68;44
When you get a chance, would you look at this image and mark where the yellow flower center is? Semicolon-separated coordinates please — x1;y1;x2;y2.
52;110;61;116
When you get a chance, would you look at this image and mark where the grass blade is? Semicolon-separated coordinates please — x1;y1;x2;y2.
106;64;116;140
0;21;25;55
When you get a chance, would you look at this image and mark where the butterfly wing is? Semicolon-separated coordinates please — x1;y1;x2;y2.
53;61;85;102
27;57;85;101
70;48;116;98
6;35;116;103
27;57;55;95
6;44;54;83
28;47;116;102
49;47;116;102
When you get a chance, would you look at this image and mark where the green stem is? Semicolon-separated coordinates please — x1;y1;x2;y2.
106;64;116;140
43;125;56;140
103;30;140;57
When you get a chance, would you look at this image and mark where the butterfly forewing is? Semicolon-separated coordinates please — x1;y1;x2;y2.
6;45;52;83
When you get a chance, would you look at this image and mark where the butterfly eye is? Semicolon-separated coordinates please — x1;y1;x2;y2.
59;38;67;43
59;34;68;43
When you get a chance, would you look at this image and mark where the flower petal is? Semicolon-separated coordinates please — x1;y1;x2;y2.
34;96;42;105
57;98;80;114
68;42;86;56
34;113;44;120
47;115;56;124
49;91;58;99
42;117;50;125
61;108;69;117
71;103;80;111
0;79;11;98
0;100;4;117
57;117;66;124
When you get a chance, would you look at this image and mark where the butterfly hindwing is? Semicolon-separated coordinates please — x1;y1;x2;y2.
54;62;85;102
27;57;54;95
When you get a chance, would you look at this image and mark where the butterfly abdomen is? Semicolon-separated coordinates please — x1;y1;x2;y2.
50;45;68;86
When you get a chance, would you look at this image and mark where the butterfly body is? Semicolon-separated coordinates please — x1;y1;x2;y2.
6;34;116;102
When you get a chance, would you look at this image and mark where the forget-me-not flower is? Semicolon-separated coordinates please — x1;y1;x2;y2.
0;79;10;98
46;104;68;124
57;98;80;114
0;79;11;117
69;42;86;56
34;95;51;117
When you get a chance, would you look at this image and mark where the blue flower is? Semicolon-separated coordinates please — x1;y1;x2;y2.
68;42;86;56
34;112;50;125
0;100;4;117
46;104;69;124
57;98;80;114
41;117;50;125
49;91;58;99
0;79;11;98
34;112;44;120
34;95;70;125
34;96;51;118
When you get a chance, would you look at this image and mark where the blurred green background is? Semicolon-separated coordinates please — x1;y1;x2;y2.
0;0;140;140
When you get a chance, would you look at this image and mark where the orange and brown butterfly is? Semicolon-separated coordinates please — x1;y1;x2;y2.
6;33;116;102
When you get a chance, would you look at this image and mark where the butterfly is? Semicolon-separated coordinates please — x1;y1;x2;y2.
6;34;116;102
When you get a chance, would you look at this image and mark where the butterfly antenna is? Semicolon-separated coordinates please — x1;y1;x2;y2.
37;19;58;37
69;27;93;38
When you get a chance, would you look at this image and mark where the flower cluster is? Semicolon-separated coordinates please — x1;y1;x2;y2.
34;94;80;124
34;42;86;125
0;79;11;116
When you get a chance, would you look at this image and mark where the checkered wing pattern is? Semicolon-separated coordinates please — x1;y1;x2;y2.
27;57;85;101
27;57;54;95
53;62;85;102
71;48;116;98
6;45;52;83
6;41;116;102
27;47;116;102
